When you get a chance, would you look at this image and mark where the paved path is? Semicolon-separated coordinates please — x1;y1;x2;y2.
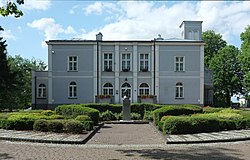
88;123;165;145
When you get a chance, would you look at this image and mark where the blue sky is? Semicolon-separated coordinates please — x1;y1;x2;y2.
1;1;250;64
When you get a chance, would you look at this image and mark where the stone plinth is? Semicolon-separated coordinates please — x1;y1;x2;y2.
122;98;131;121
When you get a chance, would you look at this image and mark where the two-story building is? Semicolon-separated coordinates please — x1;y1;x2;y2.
32;20;213;109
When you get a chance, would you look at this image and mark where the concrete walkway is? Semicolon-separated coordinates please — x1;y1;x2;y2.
0;123;250;145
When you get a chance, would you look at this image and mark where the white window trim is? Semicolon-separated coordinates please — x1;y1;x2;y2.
37;84;46;98
175;83;184;99
120;52;132;71
174;56;185;72
138;83;150;96
103;52;113;71
68;82;77;99
103;83;114;95
67;55;78;71
139;53;150;71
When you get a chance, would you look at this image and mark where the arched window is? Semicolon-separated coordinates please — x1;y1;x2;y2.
103;83;113;95
69;82;77;98
176;82;184;98
38;84;46;98
121;82;131;98
188;31;193;39
194;30;199;40
139;83;149;95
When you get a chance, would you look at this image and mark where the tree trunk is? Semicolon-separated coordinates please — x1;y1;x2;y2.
225;91;231;107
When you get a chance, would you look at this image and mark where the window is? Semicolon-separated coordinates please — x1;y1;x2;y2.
194;30;199;40
121;82;131;98
175;56;185;71
68;56;78;71
139;83;149;95
103;83;113;95
175;82;184;98
69;82;77;98
103;53;113;71
121;53;131;71
37;84;46;98
188;31;193;39
140;53;149;72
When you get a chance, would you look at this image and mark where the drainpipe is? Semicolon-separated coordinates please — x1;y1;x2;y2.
34;76;37;109
153;39;156;95
97;41;99;97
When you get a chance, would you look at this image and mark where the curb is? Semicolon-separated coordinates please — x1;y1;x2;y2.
105;120;149;124
0;123;104;145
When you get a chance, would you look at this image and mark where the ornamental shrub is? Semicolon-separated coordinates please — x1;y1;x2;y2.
41;110;55;116
55;104;99;125
47;120;64;133
143;110;153;121
75;115;91;122
33;119;49;132
64;120;84;134
114;112;122;120
153;105;202;126
203;107;225;113
100;110;116;121
81;121;94;131
131;103;162;117
131;112;141;120
85;103;122;113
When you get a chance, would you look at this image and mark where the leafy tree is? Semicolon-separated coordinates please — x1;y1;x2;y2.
8;55;47;109
0;0;24;18
202;30;227;68
210;45;243;107
239;25;250;99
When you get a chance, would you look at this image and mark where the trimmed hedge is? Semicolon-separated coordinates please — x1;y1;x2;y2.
153;105;203;126
100;110;116;121
47;120;64;133
33;119;48;132
75;115;92;122
85;104;122;113
64;120;84;133
203;107;225;113
55;104;99;125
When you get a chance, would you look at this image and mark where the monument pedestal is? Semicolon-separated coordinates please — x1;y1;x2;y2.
122;98;131;121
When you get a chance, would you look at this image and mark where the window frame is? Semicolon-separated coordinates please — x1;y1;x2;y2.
174;56;185;72
67;56;78;72
37;84;46;98
175;82;184;99
103;53;113;72
103;83;114;95
138;83;150;96
121;53;131;72
139;53;150;72
68;82;77;99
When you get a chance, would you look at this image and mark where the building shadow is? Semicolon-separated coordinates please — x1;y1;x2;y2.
0;153;14;159
116;146;244;160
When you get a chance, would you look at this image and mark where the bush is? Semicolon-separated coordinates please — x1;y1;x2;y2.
114;112;122;120
153;105;203;126
55;104;99;125
131;103;162;117
64;120;84;133
0;119;34;130
143;110;153;121
47;120;64;133
203;107;224;113
100;110;116;121
47;115;64;120
75;115;91;122
33;119;48;132
131;112;141;120
85;103;122;113
81;121;94;131
41;110;55;116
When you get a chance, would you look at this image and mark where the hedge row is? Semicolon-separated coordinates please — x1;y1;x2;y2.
161;113;250;134
99;110;142;121
153;104;203;126
55;105;99;125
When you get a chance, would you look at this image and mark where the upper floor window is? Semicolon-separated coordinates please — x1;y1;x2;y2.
103;53;113;72
68;56;78;71
140;53;149;72
139;83;149;95
103;83;113;95
175;56;185;71
37;84;46;98
69;82;77;98
121;53;131;72
176;82;184;98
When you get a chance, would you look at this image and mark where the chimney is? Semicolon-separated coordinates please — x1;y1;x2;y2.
96;32;103;41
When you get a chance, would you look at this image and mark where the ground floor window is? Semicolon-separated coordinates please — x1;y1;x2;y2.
175;82;184;98
103;83;113;95
139;83;149;95
69;82;77;98
37;84;46;98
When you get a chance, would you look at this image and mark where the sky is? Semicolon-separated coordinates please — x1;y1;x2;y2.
0;0;250;64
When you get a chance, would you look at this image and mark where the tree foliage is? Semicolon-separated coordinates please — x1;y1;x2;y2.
239;25;250;96
202;30;227;68
0;0;24;18
209;45;243;107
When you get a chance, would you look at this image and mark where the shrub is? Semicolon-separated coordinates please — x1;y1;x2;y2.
85;103;122;113
33;119;49;132
100;110;116;121
47;115;64;120
131;103;162;117
203;107;224;113
153;105;202;126
41;110;55;116
114;112;122;120
131;112;141;120
0;119;34;130
75;115;91;122
64;120;84;133
55;104;99;125
47;120;64;133
81;121;94;131
143;110;153;121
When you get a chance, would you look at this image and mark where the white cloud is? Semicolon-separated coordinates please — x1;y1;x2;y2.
79;1;250;47
27;18;76;47
69;5;79;15
0;29;16;40
21;0;51;10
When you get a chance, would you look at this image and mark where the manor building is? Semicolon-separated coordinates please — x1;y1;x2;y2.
32;21;213;109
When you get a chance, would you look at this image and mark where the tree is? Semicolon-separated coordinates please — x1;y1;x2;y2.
0;27;18;110
0;0;24;18
210;45;244;107
202;30;227;68
8;55;47;109
239;25;250;98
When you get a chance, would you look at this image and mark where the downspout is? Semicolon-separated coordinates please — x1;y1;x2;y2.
34;76;37;109
153;39;156;95
97;41;99;97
